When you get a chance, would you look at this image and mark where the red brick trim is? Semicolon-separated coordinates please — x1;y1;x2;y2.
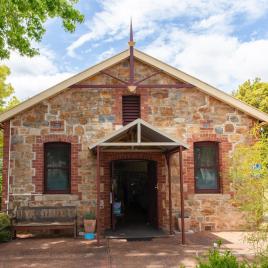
32;135;82;197
1;121;10;210
99;152;166;232
185;133;232;195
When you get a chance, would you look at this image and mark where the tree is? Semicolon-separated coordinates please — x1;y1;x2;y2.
233;78;268;114
0;65;19;207
0;65;19;114
234;78;268;136
0;0;84;59
231;78;268;256
230;137;268;256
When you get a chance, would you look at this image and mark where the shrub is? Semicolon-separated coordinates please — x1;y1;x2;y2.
84;211;95;220
0;159;2;207
197;248;249;268
0;212;11;242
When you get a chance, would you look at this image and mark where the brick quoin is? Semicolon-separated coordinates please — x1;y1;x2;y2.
1;121;10;211
32;135;82;198
99;151;166;232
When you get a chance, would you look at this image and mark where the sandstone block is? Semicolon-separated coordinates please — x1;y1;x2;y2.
75;126;84;136
224;124;234;132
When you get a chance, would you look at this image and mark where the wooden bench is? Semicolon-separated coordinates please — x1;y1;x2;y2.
12;206;77;238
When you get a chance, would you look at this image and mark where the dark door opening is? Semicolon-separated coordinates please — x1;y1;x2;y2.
110;160;158;231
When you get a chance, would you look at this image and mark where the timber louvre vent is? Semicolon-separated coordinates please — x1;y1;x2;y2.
122;95;140;125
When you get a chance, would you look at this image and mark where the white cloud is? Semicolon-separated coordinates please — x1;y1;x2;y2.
143;29;268;92
97;48;116;62
67;0;268;56
3;0;268;99
2;49;74;100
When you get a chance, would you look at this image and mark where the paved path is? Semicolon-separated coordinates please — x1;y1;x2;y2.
0;232;253;268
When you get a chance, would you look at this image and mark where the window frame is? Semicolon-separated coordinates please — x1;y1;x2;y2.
44;142;71;194
194;141;220;194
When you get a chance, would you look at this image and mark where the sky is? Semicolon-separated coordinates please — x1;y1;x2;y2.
2;0;268;100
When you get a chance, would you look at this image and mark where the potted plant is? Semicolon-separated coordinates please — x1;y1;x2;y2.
176;212;191;232
83;211;96;233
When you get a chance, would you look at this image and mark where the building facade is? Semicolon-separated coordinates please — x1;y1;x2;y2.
1;44;268;236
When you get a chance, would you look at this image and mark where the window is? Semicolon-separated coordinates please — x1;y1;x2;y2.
44;142;71;193
122;95;140;125
194;142;220;193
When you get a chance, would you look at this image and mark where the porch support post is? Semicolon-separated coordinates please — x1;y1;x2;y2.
179;146;185;244
96;146;101;246
165;153;173;235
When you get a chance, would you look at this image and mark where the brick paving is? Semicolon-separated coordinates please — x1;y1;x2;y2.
0;232;254;268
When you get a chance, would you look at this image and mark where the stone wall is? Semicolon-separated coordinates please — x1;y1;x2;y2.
1;58;255;232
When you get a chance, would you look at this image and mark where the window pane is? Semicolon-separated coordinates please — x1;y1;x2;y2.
46;146;69;168
195;146;216;167
47;169;69;191
196;168;218;189
194;143;219;191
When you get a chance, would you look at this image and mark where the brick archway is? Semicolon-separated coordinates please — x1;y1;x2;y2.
99;152;167;232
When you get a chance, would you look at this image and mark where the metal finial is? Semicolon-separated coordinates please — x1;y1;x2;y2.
128;18;135;47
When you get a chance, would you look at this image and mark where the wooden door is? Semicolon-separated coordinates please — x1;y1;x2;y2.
148;161;158;228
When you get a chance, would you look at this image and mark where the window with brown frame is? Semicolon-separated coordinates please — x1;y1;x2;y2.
44;142;71;194
194;141;220;193
122;95;140;125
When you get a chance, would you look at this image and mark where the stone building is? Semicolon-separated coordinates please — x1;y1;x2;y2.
1;28;268;241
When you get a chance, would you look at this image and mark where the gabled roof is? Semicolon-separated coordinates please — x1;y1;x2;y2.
1;48;268;123
89;118;188;152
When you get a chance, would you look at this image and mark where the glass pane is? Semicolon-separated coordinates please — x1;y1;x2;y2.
196;168;218;190
46;145;69;168
47;169;69;191
194;145;216;167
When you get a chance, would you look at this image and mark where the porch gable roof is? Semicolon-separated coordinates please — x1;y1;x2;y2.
89;118;188;152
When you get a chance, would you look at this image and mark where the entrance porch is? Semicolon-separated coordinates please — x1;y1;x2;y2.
89;119;188;245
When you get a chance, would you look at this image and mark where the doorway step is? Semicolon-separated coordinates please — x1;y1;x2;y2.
105;224;169;240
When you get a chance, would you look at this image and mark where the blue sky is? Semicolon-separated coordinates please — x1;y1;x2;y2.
2;0;268;100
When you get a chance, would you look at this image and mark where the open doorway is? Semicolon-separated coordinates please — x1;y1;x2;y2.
110;160;158;234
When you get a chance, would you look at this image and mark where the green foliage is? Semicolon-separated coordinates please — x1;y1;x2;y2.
254;255;268;268
0;0;84;59
231;76;268;256
233;78;268;114
0;212;11;242
0;65;19;113
230;133;268;255
84;211;95;220
197;248;248;268
231;139;268;227
0;159;2;207
197;243;268;268
0;212;10;229
0;65;19;208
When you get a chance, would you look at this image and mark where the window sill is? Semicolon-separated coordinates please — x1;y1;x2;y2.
195;191;221;194
34;194;79;202
44;191;71;194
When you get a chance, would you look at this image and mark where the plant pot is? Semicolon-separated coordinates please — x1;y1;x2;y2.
177;217;190;232
84;219;96;233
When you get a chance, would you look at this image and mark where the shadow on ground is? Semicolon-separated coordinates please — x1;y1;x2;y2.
0;232;253;268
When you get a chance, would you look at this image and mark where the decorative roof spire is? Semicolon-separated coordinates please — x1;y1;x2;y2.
128;18;135;47
128;18;135;90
